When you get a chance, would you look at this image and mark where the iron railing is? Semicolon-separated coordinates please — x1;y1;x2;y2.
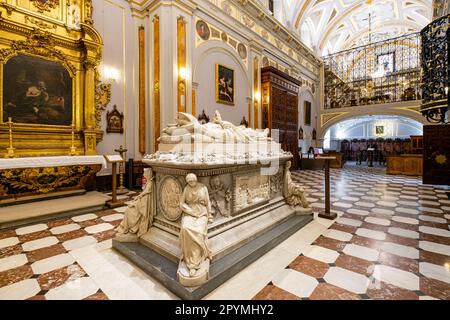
323;33;421;109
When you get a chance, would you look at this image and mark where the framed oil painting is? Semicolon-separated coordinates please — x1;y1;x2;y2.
196;20;210;41
375;125;384;135
2;54;73;126
304;101;311;126
216;64;235;105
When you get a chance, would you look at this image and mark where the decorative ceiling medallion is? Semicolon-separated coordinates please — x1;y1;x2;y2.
221;32;228;42
237;43;247;59
31;0;60;12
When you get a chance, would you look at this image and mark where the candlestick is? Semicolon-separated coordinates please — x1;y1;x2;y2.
114;145;129;195
69;124;76;156
6;117;15;158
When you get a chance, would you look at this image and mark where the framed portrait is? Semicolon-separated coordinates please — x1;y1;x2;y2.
304;101;311;126
375;125;384;135
2;54;73;126
196;20;210;41
216;64;235;105
377;52;395;74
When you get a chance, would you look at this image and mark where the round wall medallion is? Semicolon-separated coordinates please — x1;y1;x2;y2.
221;32;228;42
159;176;183;221
196;20;210;41
237;43;247;59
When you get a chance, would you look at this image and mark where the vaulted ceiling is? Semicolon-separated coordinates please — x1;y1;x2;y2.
276;0;432;55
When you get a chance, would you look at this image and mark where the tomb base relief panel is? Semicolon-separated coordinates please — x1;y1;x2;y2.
114;112;313;291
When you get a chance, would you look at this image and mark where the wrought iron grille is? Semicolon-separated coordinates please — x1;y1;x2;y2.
323;33;421;109
420;14;450;123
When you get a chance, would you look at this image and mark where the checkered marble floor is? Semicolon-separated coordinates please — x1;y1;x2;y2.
253;163;450;300
0;209;125;300
1;164;449;300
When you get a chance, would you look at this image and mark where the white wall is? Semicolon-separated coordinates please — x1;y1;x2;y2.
92;0;138;174
298;89;317;152
193;43;250;126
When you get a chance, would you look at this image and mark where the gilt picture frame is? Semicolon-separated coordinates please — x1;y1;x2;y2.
216;64;235;105
304;101;311;126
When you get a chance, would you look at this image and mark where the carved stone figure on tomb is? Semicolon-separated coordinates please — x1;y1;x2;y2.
159;111;271;144
177;173;212;286
283;161;312;215
208;175;231;218
115;169;155;242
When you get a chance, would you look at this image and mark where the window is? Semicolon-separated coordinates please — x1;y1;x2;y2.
268;0;274;15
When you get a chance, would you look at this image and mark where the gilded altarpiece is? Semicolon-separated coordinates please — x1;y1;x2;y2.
0;0;104;157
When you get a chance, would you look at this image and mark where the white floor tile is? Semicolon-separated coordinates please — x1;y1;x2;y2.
395;207;419;215
324;267;370;294
50;223;80;235
371;208;394;215
336;217;362;227
272;269;318;298
372;265;419;291
302;245;339;264
15;224;47;235
419;226;450;238
355;228;386;240
380;242;419;259
419;207;444;214
376;201;397;208
419;200;441;206
0;237;19;249
419;262;450;284
355;202;375;208
347;208;370;216
418;215;447;224
323;229;353;242
85;223;114;234
63;236;97;251
388;227;419;239
0;279;41;300
364;217;391;226
398;201;418;207
343;244;379;261
101;214;124;222
45;277;99;300
419;241;450;256
333;202;353;208
31;253;75;274
71;213;97;222
0;254;28;273
341;196;359;202
392;216;419;225
21;236;59;252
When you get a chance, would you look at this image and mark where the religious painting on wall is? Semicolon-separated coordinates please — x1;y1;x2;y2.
304;101;311;126
216;64;234;105
196;20;210;41
2;54;73;126
106;105;124;134
375;125;384;135
376;52;395;75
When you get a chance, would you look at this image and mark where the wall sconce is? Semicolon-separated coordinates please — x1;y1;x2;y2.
179;67;188;80
445;86;449;95
254;91;261;102
102;66;120;83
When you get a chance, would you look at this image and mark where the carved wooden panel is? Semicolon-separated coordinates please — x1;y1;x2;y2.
261;67;300;169
423;124;450;185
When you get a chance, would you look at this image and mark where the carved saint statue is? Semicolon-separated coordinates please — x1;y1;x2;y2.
283;161;312;214
115;169;155;242
178;173;212;284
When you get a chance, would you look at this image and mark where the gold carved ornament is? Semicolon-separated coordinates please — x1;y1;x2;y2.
0;166;94;194
30;0;60;13
94;70;111;129
0;29;77;76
